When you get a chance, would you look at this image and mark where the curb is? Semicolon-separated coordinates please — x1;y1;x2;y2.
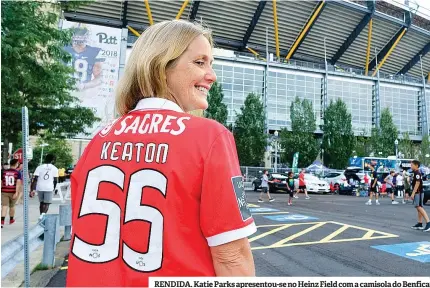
26;240;70;288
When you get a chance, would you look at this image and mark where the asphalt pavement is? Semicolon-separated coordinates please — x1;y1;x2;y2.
46;191;430;286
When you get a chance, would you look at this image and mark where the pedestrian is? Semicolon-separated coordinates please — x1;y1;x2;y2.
384;171;399;204
58;167;66;183
30;154;59;216
403;170;411;203
1;159;22;228
366;162;380;205
258;169;275;202
66;20;256;287
15;162;24;205
410;160;430;232
287;171;295;206
396;170;405;204
295;168;310;200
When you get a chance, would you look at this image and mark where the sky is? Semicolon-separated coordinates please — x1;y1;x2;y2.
415;0;430;11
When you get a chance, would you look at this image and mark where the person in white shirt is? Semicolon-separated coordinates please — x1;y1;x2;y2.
258;170;275;202
396;170;405;204
30;154;59;215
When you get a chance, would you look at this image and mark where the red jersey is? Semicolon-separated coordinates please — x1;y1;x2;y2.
66;98;256;287
1;169;22;193
299;172;305;186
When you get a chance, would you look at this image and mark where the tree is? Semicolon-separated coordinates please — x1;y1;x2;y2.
322;99;355;169
398;132;414;159
353;130;371;157
1;1;98;160
233;93;267;166
419;135;430;166
204;81;228;127
279;97;319;167
370;108;398;157
29;132;74;172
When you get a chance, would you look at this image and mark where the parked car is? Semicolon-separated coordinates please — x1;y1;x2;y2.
298;174;330;194
323;167;364;186
321;171;344;185
252;173;289;193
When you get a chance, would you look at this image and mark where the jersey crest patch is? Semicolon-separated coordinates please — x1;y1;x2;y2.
231;176;251;221
99;118;120;137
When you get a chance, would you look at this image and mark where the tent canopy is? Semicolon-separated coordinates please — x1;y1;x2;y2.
306;161;329;172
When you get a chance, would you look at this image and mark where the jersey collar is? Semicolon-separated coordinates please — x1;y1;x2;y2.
133;98;183;113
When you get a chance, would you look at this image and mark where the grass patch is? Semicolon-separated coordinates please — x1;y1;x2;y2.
32;263;51;272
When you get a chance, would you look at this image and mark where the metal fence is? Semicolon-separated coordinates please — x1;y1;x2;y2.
240;166;345;182
240;166;312;184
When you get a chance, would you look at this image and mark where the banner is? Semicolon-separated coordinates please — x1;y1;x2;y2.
361;157;415;172
61;20;122;138
292;152;299;173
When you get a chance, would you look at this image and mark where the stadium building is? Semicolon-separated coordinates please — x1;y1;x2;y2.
63;0;430;154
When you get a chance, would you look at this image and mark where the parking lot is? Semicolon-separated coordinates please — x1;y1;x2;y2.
246;191;429;276
47;191;429;286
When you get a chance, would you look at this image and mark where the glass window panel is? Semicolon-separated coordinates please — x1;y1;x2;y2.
223;90;232;97
234;67;243;74
244;68;253;75
244;79;253;86
244;73;254;80
277;83;286;90
223;71;233;78
233;84;243;91
277;89;286;96
255;70;264;76
244;85;254;93
296;86;305;93
223;83;232;90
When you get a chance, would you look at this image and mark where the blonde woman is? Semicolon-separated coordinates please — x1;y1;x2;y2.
67;20;256;287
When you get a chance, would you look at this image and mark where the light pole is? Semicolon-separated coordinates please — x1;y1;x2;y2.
274;131;279;173
394;139;399;158
39;143;49;165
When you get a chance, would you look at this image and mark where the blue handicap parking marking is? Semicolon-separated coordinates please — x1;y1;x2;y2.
249;208;280;213
263;214;318;222
371;241;430;263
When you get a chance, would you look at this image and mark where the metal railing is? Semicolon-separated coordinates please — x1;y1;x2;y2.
1;220;45;279
1;203;72;280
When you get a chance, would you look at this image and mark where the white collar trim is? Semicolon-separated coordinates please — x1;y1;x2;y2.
133;98;183;113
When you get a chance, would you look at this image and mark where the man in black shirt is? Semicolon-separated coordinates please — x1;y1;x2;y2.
410;160;430;232
366;163;380;205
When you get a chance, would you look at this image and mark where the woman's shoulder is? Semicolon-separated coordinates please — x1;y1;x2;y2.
188;115;232;134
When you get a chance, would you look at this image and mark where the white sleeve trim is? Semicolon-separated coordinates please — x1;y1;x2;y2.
206;222;257;247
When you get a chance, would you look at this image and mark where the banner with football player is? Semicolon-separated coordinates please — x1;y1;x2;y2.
61;20;122;138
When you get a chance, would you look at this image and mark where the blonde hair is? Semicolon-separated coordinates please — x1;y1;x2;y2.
115;20;213;116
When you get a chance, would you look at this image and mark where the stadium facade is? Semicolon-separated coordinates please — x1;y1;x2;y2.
209;50;429;139
63;0;430;147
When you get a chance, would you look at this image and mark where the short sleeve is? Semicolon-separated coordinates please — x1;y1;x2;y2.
200;130;257;247
54;167;59;178
34;166;40;176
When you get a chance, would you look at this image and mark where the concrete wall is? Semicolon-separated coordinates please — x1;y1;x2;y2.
66;139;91;165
